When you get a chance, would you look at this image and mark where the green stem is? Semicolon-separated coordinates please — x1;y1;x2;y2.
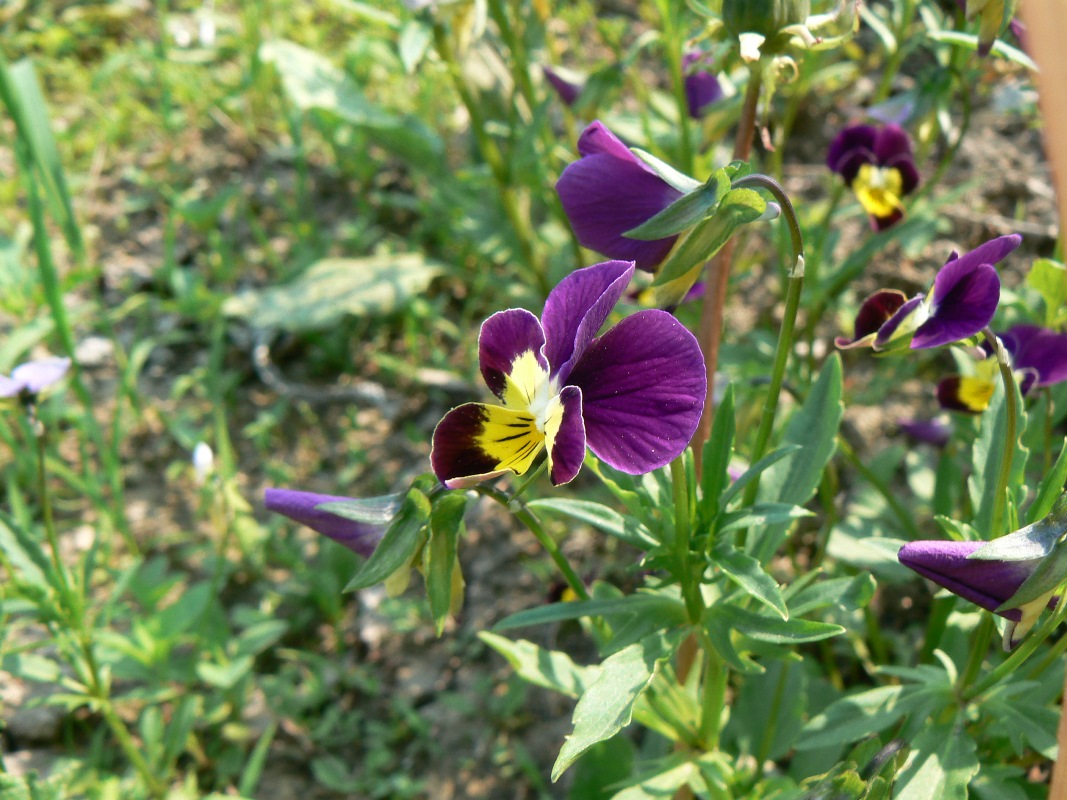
661;0;694;173
510;460;548;503
984;328;1018;538
753;660;790;776
872;0;916;103
671;457;703;623
431;22;547;295
35;421;73;603
731;175;806;513
698;631;727;751
478;485;589;601
957;614;995;691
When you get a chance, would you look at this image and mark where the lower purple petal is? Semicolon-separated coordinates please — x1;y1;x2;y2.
566;309;705;474
546;386;586;485
264;488;386;558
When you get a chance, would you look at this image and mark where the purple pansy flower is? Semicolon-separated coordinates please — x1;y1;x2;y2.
264;488;389;558
556;121;684;272
0;357;71;400
897;417;952;447
543;65;583;107
683;50;723;119
837;235;1020;353
431;260;706;488
899;539;1057;648
826;123;920;230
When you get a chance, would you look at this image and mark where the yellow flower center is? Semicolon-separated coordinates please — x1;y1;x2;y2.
853;164;904;220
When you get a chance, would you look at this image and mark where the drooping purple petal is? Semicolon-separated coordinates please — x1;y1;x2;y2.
873;294;927;350
542;259;635;383
911;263;1001;349
683;51;723;119
835;289;909;349
565;309;705;474
543;65;582;107
264;488;387;558
826;124;878;183
546;386;586;485
898;417;952;447
898;539;1038;621
478;309;548;402
874;124;919;194
557;122;683;272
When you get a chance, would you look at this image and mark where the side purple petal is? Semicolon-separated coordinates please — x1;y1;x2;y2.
874;124;920;195
944;234;1022;276
264;488;386;558
565;309;705;474
479;309;548;401
541;259;635;383
547;386;586;486
826;124;878;183
898;539;1037;621
836;289;910;349
1009;326;1067;387
911;263;1000;349
873;294;926;350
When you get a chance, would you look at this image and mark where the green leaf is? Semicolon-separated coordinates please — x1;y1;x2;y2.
731;607;844;644
552;633;676;781
726;660;806;761
398;19;432;73
969;378;1029;536
344;486;430;592
316;493;404;525
426;492;468;635
799;686;908;750
785;573;876;617
155;582;214;639
1028;438;1067;523
494;593;687;631
568;737;636;800
926;29;1037;71
892;720;979;800
700;383;735;526
717;445;801;511
1;653;62;683
1026;258;1067;327
234;619;290;658
705;606;764;674
609;755;708;799
223;254;442;332
526;498;657;548
714;545;788;618
479;633;595;698
624;169;730;240
983;695;1058;758
651;188;768;306
717;502;814;534
754;354;844;562
197;656;254;689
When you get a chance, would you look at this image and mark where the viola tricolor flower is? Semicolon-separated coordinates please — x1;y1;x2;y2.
431;260;706;488
0;357;71;401
264;488;389;558
937;353;1000;414
836;235;1021;353
543;65;583;107
826;124;919;230
683;50;723;119
899;539;1057;648
556;121;684;271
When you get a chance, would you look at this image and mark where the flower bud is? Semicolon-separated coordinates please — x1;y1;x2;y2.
722;0;811;43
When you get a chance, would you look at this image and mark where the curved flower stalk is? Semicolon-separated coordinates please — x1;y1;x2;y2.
556;121;690;272
826;123;919;230
835;234;1021;352
937;324;1067;412
0;357;71;401
898;539;1057;649
682;50;723;119
431;260;706;488
264;488;391;557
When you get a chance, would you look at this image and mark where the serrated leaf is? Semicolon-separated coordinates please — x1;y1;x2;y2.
526;498;657;548
714;546;788;618
552;633;676;781
624;169;730;240
479;633;595;698
426;492;468;635
223;254;442;332
344;487;430;592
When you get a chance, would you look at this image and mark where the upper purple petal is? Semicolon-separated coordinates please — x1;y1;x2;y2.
940;234;1022;280
565;309;705;474
557;122;682;271
1013;327;1067;387
874;124;919;194
479;309;548;401
826;124;878;183
264;488;387;558
542;259;635;383
898;539;1036;620
10;358;71;394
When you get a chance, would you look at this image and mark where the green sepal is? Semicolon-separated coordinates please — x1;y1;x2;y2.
624;168;730;241
316;493;404;526
629;147;703;194
969;493;1067;562
343;484;431;592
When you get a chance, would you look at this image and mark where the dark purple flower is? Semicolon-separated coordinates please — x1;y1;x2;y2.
683;50;723;119
873;235;1020;351
556;121;684;271
826;123;920;230
897;417;952;447
1000;325;1067;388
264;488;390;557
431;260;706;488
899;539;1057;647
0;357;71;400
543;65;582;107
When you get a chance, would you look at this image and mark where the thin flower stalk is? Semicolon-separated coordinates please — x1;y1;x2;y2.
983;327;1019;539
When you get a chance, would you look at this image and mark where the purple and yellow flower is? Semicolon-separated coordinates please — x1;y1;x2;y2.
826;123;919;230
0;357;71;401
683;50;723;119
543;65;583;107
556;121;684;271
899;539;1057;648
836;235;1021;353
431;260;706;488
264;488;389;558
937;352;1001;414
